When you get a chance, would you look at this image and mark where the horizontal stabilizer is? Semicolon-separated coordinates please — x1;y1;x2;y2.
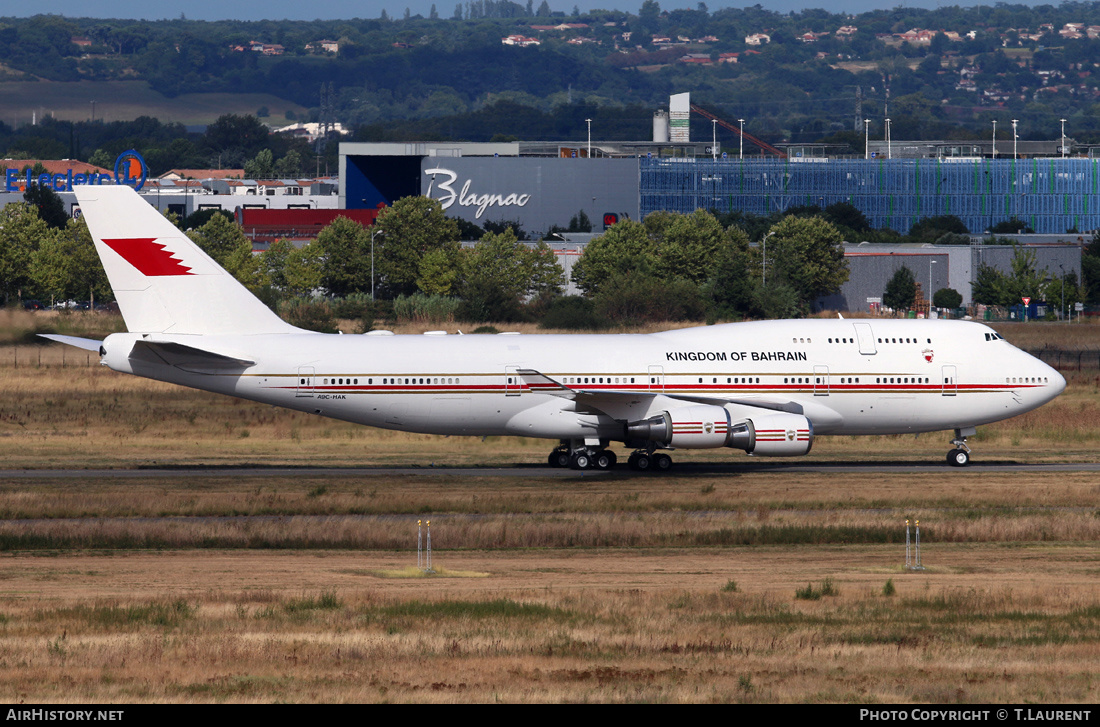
38;334;103;352
129;340;255;373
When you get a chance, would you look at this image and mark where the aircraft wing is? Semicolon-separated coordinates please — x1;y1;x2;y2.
516;368;807;417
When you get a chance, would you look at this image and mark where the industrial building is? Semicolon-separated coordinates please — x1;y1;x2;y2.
822;241;1082;313
341;141;1100;237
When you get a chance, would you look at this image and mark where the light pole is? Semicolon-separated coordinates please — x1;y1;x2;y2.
1059;264;1065;321
585;118;591;159
992;119;997;159
1012;119;1018;160
738;118;744;160
712;119;717;162
929;259;937;313
885;118;892;159
863;118;870;159
370;228;384;301
762;231;774;286
1061;118;1067;158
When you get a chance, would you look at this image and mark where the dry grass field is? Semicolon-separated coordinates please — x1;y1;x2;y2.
1;310;1099;703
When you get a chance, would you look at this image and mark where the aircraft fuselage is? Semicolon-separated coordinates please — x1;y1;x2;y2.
100;318;1064;444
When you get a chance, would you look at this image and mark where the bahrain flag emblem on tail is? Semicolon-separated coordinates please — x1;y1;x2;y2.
101;238;194;276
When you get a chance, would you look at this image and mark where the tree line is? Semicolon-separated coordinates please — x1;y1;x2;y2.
2;184;857;329
9;178;1097;328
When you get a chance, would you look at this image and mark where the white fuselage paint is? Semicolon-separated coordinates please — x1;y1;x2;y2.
100;319;1065;447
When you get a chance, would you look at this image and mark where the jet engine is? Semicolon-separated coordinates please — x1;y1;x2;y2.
626;405;751;449
625;406;812;455
741;411;813;456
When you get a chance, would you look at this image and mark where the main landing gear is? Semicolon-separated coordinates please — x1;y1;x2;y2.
546;442;674;472
627;449;672;472
946;427;976;467
547;444;617;471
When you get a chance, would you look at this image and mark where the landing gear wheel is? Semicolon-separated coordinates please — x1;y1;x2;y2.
947;448;970;467
548;450;570;468
628;452;651;471
593;450;616;470
653;453;673;472
569;451;591;470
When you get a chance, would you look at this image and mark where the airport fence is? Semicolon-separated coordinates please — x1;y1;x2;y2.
1024;347;1100;371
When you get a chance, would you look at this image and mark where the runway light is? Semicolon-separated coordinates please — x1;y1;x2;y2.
905;518;925;571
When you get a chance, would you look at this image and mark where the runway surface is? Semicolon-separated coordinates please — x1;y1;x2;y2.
3;460;1100;479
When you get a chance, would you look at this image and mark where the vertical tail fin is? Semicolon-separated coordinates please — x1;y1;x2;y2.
75;185;296;335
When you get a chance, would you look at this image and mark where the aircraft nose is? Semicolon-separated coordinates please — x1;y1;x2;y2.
1030;355;1066;403
1048;364;1067;397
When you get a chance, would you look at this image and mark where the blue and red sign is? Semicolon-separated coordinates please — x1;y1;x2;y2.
5;150;148;193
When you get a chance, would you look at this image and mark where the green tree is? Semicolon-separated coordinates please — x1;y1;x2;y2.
31;217;111;305
659;209;734;283
274;149;302;178
373;196;460;298
284;242;325;297
593;268;707;324
244;148;275;179
570;218;654;296
1045;272;1081;319
417;247;460;296
188;213;265;293
823;202;870;234
909;215;968;244
1004;248;1048;303
883;265;917;311
0;202;50;303
762;216;849;313
316;216;373;297
704;226;754;319
259;238;294;292
567;210;592;233
932;287;963;310
456;230;565;321
23;184;69;230
972;264;1010;306
202;114;270;159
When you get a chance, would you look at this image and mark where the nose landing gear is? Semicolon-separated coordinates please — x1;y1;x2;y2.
946;427;976;467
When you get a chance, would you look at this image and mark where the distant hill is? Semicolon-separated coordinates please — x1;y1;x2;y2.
0;81;307;128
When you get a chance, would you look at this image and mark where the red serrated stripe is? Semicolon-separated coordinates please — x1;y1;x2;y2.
103;238;193;276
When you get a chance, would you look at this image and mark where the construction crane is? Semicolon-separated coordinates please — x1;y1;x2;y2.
691;105;787;159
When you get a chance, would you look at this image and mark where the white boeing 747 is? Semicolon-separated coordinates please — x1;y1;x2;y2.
45;186;1066;471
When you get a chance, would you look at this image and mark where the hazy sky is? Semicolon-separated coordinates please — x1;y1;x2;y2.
3;0;1033;23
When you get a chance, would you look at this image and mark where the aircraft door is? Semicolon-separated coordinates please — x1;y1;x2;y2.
813;365;830;396
648;365;665;392
942;365;958;396
853;323;877;355
296;366;315;397
505;365;522;396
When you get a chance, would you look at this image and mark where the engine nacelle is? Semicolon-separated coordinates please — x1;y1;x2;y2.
626;405;750;449
743;412;814;457
626;406;813;455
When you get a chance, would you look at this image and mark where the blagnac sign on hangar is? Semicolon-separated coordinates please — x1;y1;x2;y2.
339;143;641;233
421;158;639;231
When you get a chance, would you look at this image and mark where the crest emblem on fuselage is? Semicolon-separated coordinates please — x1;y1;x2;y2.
923;349;934;363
